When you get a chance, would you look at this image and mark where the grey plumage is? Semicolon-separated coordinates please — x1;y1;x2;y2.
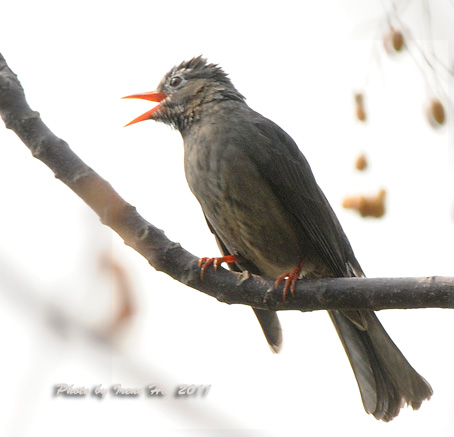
126;56;432;420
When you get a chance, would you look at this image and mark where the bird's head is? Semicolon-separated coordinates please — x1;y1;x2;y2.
123;56;244;131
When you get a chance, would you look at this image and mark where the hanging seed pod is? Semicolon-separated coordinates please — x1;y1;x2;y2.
342;189;386;218
383;28;405;54
355;153;368;171
354;92;367;122
392;30;404;51
426;98;445;127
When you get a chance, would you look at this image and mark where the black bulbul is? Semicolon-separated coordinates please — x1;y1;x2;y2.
123;56;432;421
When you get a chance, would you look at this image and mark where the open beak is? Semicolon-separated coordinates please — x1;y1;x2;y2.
122;91;167;126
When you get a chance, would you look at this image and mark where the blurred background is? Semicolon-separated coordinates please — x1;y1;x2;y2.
0;0;453;435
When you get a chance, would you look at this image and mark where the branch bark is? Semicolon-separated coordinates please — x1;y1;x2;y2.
0;52;453;312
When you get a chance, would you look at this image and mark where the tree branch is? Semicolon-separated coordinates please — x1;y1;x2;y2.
0;52;453;312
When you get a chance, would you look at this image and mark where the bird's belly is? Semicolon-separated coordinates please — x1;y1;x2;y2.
205;191;303;277
185;147;319;278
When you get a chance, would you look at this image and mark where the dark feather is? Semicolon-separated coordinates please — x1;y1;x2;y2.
205;214;282;353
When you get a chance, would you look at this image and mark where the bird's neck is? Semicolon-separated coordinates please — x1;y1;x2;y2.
170;83;244;133
176;93;242;134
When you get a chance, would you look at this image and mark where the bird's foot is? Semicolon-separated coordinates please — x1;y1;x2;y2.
198;255;238;279
275;259;303;302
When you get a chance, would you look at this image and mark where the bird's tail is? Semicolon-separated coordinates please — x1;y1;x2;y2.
329;309;432;421
253;308;282;353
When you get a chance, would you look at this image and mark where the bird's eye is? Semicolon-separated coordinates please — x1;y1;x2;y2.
169;76;183;87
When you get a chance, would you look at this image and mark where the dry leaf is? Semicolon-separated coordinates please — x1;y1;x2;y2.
343;189;386;218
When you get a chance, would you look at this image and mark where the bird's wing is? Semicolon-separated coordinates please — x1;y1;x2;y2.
248;115;363;278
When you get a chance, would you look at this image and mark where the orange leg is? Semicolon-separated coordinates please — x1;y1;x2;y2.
275;259;303;302
198;255;238;279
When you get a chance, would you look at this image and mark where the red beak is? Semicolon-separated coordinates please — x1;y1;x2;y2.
122;91;167;126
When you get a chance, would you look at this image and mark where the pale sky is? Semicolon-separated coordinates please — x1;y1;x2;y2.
0;1;453;436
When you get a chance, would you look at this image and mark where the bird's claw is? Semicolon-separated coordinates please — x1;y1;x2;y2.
198;255;237;279
275;260;303;302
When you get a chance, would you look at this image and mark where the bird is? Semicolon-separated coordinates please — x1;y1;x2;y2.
123;56;432;421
